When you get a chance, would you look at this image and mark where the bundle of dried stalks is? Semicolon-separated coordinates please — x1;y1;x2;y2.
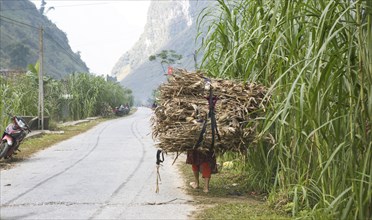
151;69;269;154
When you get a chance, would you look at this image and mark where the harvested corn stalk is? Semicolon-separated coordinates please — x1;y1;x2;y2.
151;69;269;154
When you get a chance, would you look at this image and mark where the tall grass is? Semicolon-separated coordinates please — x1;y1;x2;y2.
66;73;132;120
0;72;133;130
0;73;39;128
198;0;371;219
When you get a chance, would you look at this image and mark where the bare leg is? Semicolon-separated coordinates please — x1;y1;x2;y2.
203;178;210;193
190;170;200;189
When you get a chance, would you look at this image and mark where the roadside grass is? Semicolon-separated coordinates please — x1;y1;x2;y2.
179;163;291;220
0;118;110;169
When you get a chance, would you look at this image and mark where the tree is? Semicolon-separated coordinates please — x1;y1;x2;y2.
39;0;54;15
149;50;182;74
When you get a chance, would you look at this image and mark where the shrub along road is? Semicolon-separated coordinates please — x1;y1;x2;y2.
0;107;195;219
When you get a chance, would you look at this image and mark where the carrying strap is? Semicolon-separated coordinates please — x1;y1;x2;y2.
208;87;221;150
195;83;221;150
195;119;208;148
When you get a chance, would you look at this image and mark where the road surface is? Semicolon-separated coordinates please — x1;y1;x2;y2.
0;107;195;219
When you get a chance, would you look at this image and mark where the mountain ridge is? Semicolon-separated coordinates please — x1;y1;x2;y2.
0;0;89;78
112;0;213;105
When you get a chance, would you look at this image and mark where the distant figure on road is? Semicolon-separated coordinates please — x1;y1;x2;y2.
152;102;157;110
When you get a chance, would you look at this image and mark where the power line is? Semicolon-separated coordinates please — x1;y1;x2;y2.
0;15;39;30
0;7;38;12
43;31;87;67
0;3;110;12
0;15;87;71
1;2;213;72
0;1;131;12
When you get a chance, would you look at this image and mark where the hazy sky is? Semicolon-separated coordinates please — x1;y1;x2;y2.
31;0;151;75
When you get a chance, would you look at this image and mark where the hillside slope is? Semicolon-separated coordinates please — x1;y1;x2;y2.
0;0;89;78
112;0;213;105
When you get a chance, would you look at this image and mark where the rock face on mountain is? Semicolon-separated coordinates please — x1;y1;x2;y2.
112;0;213;105
0;0;88;78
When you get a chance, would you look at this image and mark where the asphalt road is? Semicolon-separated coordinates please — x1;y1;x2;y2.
0;107;195;219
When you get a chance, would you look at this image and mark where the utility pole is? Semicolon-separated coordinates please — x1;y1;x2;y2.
38;26;44;130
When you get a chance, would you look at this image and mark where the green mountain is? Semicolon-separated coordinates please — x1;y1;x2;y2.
0;0;89;78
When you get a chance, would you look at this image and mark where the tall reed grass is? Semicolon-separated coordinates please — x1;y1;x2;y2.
66;73;132;120
198;0;371;219
0;71;133;130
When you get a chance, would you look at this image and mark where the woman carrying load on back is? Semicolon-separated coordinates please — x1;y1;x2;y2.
186;149;217;193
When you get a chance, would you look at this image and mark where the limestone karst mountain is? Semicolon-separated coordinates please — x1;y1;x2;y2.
112;0;214;105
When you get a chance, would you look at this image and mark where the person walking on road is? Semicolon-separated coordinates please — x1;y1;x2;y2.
186;150;217;193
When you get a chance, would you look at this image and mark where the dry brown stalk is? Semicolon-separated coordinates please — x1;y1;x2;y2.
151;69;269;154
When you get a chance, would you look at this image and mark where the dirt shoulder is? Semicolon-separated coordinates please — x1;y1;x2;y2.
177;161;290;219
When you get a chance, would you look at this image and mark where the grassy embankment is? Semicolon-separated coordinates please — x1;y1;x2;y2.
179;161;291;220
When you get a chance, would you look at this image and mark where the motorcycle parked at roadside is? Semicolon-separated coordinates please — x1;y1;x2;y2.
0;114;31;159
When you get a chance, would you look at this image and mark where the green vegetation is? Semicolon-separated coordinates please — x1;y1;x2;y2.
63;72;133;120
179;161;289;220
0;118;108;170
0;0;89;78
149;50;183;74
197;0;371;219
0;70;133;131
